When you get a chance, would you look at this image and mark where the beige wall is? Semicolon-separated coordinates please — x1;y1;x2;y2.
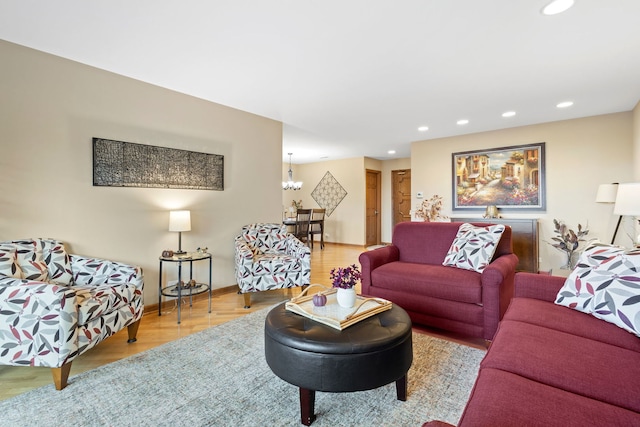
282;156;411;245
634;101;640;180
0;41;284;305
282;157;367;245
411;112;634;271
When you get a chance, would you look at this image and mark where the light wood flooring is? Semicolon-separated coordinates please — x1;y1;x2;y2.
0;242;485;401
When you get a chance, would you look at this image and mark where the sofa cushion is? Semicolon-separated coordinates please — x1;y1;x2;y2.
252;253;301;275
370;261;482;304
556;244;640;337
12;240;49;282
0;245;22;278
504;297;640;353
482;319;640;413
39;239;73;285
242;224;289;255
75;282;140;325
443;223;505;273
459;367;640;426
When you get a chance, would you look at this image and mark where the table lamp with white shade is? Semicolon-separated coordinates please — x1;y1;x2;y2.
169;210;191;255
596;183;619;244
613;183;640;246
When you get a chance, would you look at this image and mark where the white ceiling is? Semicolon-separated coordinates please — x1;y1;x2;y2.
1;1;640;164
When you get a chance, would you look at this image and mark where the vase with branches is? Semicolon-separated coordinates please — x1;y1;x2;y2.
415;195;449;222
549;219;590;269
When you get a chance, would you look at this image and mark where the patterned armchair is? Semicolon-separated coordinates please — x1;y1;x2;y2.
0;238;143;390
235;223;310;308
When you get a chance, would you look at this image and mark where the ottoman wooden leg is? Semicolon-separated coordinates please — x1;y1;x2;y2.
299;387;317;426
395;374;407;401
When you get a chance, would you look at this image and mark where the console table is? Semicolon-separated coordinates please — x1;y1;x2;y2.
158;252;212;323
453;218;539;273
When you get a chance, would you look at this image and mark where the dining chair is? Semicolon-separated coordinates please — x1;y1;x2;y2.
309;208;325;249
294;209;312;246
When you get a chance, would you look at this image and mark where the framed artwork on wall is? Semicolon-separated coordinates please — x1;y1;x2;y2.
452;142;546;211
93;137;224;191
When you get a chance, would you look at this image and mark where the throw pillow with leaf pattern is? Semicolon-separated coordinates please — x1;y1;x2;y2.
555;244;640;337
443;223;506;273
0;245;22;278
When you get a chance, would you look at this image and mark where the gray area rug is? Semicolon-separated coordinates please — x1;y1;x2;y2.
1;306;485;427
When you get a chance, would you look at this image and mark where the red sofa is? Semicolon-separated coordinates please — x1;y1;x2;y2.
359;221;518;341
425;272;640;426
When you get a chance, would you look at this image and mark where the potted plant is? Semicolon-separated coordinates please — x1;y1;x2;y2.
330;264;361;308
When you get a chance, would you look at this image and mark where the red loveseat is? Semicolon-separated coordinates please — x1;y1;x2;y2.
425;272;640;426
359;221;518;341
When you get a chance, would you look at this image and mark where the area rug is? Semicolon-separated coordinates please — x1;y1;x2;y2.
1;306;485;427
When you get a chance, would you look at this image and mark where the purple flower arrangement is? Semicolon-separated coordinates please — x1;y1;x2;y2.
330;264;361;289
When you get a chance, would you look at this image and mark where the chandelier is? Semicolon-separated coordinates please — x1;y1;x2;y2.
282;153;302;190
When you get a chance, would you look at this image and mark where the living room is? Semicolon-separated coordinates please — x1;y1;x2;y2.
3;36;639;302
2;1;640;425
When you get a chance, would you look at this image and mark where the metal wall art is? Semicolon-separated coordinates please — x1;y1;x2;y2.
452;142;545;211
93;138;224;190
311;171;347;217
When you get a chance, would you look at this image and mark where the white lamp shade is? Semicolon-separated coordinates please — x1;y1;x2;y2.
595;183;618;203
169;210;191;232
613;183;640;215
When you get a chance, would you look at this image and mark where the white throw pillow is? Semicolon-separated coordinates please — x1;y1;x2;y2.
40;238;73;285
443;223;506;273
555;244;640;337
13;240;50;282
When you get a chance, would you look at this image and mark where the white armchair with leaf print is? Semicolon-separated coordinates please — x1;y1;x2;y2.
235;223;310;308
0;238;144;390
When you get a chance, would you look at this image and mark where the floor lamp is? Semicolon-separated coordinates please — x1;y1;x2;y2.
596;183;619;244
613;183;640;246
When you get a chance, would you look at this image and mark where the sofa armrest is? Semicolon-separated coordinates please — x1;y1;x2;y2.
515;272;565;302
0;277;79;368
234;237;255;267
481;253;518;340
358;245;400;294
69;254;143;288
285;235;311;262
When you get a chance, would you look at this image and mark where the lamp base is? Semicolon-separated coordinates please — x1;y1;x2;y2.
174;250;187;255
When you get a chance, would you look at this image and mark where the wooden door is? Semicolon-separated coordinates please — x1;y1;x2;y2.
365;170;381;246
392;169;412;228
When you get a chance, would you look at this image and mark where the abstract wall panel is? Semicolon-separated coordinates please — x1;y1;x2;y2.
92;138;224;190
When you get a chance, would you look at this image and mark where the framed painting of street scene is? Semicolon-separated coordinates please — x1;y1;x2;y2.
452;142;546;211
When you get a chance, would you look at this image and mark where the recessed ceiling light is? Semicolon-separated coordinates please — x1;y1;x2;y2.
387;150;396;155
418;126;429;132
457;119;469;125
556;101;574;108
542;0;574;16
502;111;516;118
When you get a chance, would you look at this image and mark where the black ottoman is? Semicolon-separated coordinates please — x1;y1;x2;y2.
264;301;413;425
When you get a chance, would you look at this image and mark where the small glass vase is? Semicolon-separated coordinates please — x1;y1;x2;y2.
563;251;580;270
336;287;356;308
